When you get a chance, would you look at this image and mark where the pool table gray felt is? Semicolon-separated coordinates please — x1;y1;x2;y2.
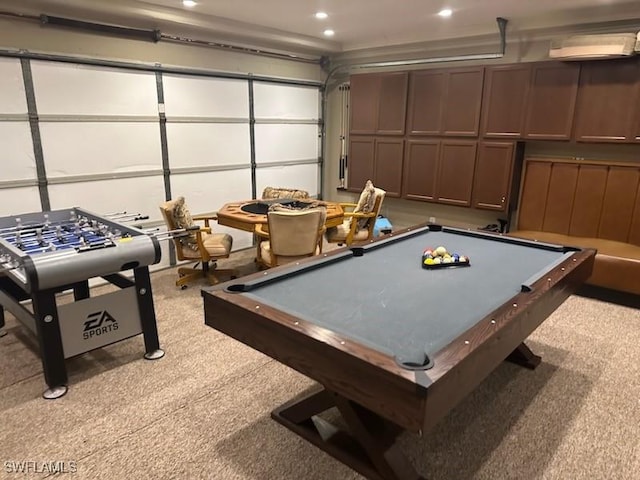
229;226;572;369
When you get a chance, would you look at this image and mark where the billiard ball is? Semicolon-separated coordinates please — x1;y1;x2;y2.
435;246;447;256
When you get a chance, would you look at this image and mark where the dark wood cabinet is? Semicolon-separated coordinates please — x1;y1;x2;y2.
407;67;483;136
377;73;409;135
349;72;408;135
436;140;477;206
403;140;440;201
524;62;580;140
481;64;531;138
347;136;403;196
407;70;445;135
573;58;640;142
349;75;379;134
373;138;404;196
347;136;375;191
472;141;515;211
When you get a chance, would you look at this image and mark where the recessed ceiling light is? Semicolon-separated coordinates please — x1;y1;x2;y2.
323;29;335;37
183;0;197;7
315;12;328;20
438;8;452;17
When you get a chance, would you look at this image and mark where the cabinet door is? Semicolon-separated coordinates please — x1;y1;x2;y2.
403;140;440;201
481;64;531;138
472;142;515;211
524;62;580;140
442;67;484;136
407;70;446;135
347;136;375;191
436;141;477;206
374;138;404;197
349;74;379;134
573;58;640;142
377;72;409;135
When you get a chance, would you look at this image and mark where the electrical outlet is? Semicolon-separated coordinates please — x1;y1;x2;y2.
429;216;436;224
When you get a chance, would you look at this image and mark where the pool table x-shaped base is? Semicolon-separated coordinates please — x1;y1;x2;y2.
272;343;539;480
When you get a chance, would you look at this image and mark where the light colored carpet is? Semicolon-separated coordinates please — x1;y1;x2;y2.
1;247;640;480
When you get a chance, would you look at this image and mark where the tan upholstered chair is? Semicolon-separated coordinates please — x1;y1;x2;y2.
254;207;326;268
159;197;237;288
261;187;310;200
326;180;386;246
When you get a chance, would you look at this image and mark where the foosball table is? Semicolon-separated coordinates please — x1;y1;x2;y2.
0;207;165;399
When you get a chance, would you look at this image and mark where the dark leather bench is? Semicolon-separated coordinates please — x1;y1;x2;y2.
509;157;640;296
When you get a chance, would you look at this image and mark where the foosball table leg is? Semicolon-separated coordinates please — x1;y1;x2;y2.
134;266;165;361
0;306;6;337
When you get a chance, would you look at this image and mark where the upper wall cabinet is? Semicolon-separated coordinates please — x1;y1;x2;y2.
481;64;531;138
349;72;408;135
523;62;580;141
573;58;640;143
407;67;484;137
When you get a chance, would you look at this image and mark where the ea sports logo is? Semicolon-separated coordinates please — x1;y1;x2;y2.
83;311;119;339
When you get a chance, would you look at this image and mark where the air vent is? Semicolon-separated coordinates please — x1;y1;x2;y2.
549;32;639;60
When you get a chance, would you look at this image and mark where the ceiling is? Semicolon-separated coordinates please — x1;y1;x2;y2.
2;0;640;56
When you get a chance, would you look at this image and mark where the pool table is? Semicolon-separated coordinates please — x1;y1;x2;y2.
202;224;595;480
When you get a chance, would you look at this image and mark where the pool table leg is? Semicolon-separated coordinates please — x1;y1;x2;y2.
506;342;541;370
271;387;424;480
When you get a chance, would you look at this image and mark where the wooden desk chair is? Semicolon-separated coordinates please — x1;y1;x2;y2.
254;207;326;268
326;180;386;246
159;197;237;288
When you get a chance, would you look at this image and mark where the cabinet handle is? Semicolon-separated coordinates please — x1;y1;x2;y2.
501;196;505;203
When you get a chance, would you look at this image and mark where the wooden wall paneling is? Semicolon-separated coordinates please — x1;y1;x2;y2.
568;164;608;238
403;140;440;201
517;160;552;231
598;166;640;242
376;72;409;135
347;136;375;191
628;183;640;245
349;74;379;134
374;138;404;197
407;70;445;135
524;62;580;140
442;67;484;137
542;163;579;234
436;140;477;206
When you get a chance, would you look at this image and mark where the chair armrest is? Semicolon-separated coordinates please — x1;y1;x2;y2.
343;211;376;219
339;202;358;212
254;224;270;239
192;213;218;227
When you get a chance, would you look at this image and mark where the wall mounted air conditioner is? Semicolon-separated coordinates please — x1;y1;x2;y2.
549;32;640;60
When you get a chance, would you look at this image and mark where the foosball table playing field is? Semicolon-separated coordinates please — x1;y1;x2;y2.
0;207;165;399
